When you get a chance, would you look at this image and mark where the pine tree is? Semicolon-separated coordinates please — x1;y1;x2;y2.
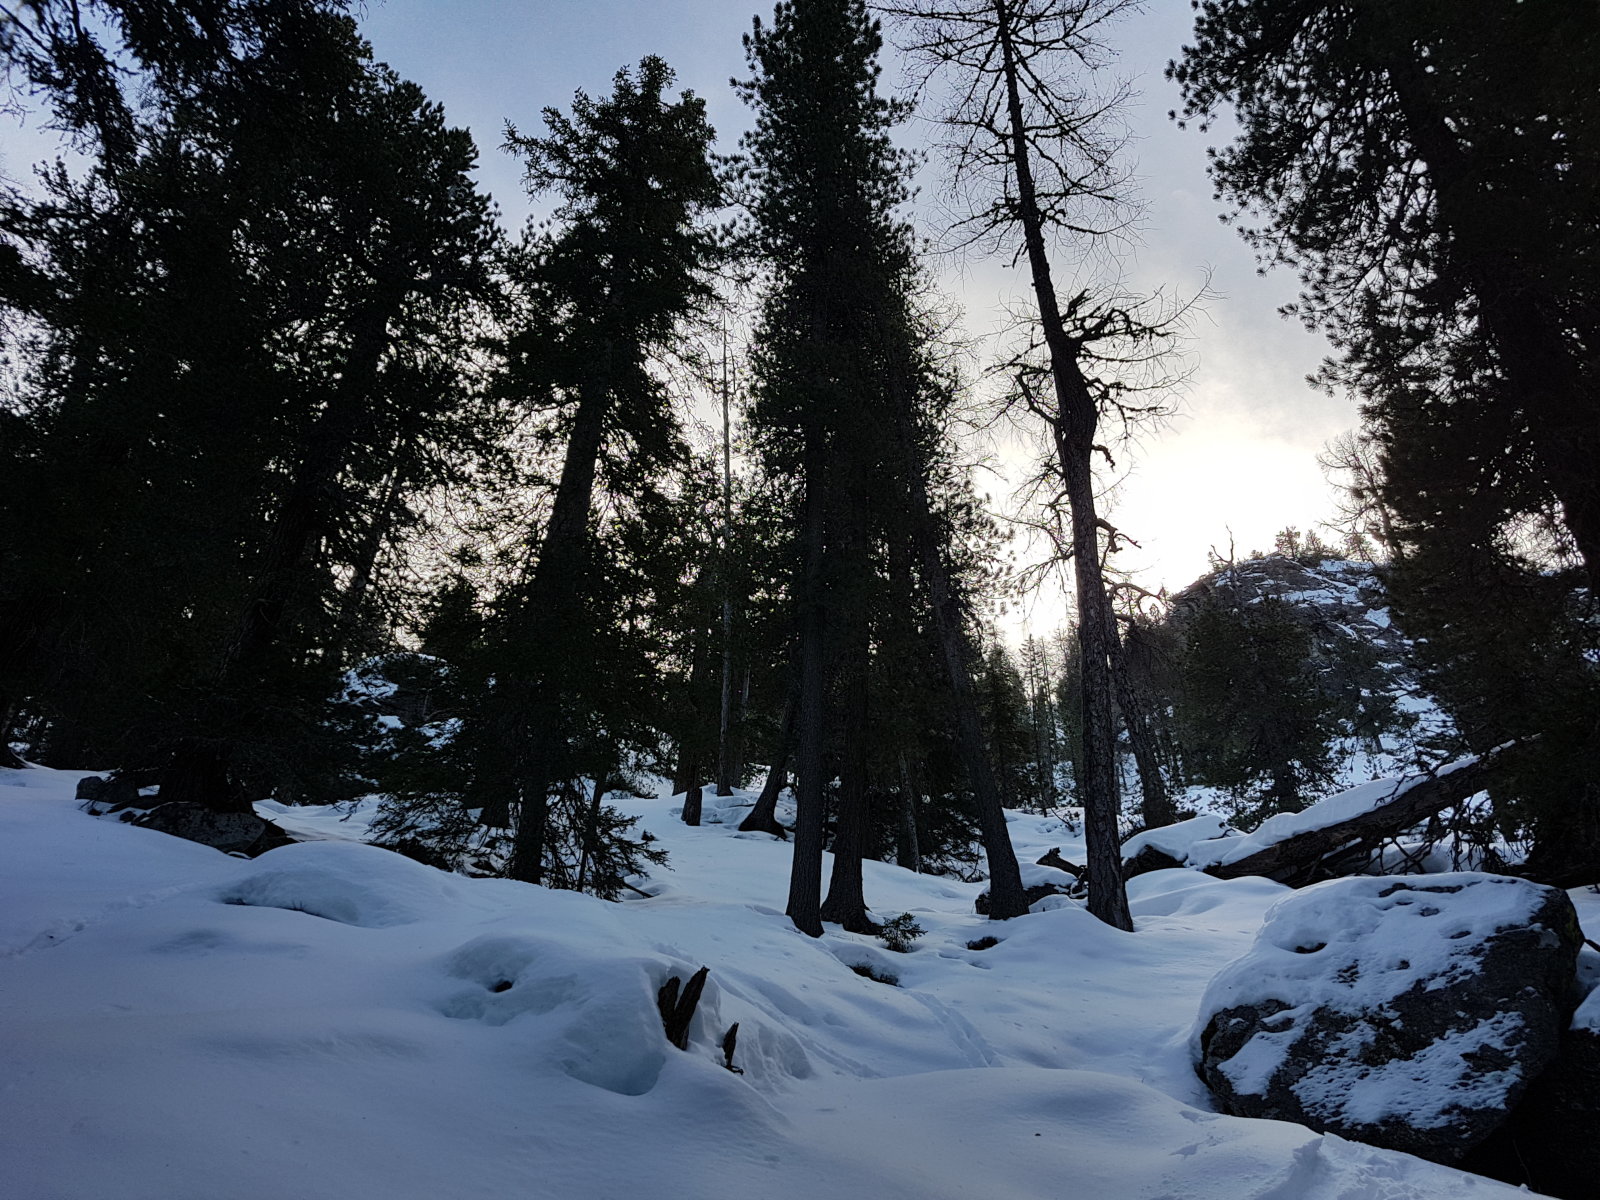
1175;595;1339;826
1174;1;1600;879
740;0;1028;934
0;6;498;805
477;57;720;886
1172;0;1600;594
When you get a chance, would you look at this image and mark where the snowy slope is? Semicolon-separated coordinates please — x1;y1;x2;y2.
1;766;1535;1199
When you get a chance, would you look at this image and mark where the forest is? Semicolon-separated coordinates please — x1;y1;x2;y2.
1;1;1597;1197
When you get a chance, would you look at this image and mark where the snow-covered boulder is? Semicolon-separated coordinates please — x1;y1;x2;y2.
1194;873;1581;1164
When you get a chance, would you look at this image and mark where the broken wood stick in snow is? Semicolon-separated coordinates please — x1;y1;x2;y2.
657;966;709;1050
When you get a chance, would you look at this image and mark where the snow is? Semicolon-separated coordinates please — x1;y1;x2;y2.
1194;873;1564;1132
0;765;1538;1199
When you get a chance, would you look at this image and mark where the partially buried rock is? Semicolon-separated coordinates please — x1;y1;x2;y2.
1194;872;1580;1165
974;881;1071;915
77;774;143;813
134;801;292;856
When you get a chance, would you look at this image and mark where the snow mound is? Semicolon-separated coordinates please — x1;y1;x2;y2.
435;933;717;1096
217;840;477;927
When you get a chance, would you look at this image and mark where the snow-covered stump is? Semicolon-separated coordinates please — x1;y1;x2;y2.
1193;873;1581;1164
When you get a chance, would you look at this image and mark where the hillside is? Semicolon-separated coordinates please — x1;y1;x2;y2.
1162;554;1451;806
0;763;1555;1200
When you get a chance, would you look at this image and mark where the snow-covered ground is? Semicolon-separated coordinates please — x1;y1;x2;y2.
0;765;1548;1199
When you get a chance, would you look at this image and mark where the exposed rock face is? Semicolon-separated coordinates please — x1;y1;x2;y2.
1195;873;1580;1165
133;802;292;856
1468;988;1600;1198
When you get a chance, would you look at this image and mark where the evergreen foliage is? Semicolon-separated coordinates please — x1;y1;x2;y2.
435;57;720;889
1173;0;1600;876
1176;596;1338;824
0;4;499;805
738;0;1028;934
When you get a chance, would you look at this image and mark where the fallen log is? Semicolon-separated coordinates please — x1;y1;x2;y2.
1195;752;1507;886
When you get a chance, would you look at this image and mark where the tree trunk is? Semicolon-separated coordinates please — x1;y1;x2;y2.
820;428;875;932
740;692;793;836
891;379;1030;918
820;619;874;932
786;432;829;938
576;776;608;894
675;622;714;825
504;717;555;884
504;349;614;884
1032;682;1058;812
1111;629;1175;829
336;454;408;637
996;0;1130;931
896;751;922;873
728;667;751;789
716;340;739;798
1204;753;1502;884
680;754;703;827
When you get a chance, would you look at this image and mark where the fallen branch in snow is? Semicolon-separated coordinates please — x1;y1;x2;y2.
657;966;709;1050
1200;752;1509;886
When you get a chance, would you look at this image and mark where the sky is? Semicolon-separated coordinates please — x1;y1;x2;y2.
2;0;1362;619
349;0;1357;608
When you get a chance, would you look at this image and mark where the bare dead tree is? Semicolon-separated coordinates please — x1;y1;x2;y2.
877;0;1206;930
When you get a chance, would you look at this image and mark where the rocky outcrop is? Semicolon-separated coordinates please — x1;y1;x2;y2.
1195;873;1581;1165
